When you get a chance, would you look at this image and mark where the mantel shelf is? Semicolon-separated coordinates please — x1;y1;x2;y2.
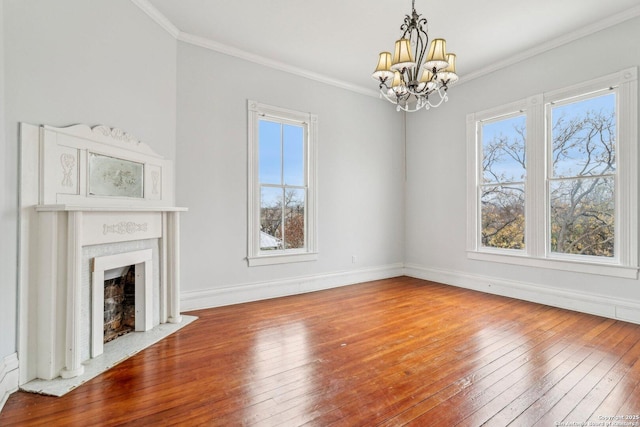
35;204;188;212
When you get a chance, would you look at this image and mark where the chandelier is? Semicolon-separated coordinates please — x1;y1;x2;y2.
372;0;458;112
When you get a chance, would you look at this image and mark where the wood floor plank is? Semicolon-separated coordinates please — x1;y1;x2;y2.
2;277;640;426
532;325;640;425
500;321;636;425
398;315;606;426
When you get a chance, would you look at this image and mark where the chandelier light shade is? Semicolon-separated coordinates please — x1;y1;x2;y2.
372;0;458;112
424;38;448;71
391;39;415;71
372;52;394;81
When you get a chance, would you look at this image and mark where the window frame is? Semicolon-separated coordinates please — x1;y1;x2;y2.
466;68;638;279
247;100;318;266
477;107;528;253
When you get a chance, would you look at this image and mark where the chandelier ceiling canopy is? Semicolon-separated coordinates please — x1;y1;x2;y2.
372;0;458;112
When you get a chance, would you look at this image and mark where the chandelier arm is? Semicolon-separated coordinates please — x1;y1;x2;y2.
379;88;435;113
413;18;429;82
379;88;407;106
424;87;449;108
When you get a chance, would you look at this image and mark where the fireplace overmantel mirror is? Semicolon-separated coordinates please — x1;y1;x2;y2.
18;123;187;385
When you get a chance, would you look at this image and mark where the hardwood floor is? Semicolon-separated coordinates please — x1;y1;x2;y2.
2;277;640;426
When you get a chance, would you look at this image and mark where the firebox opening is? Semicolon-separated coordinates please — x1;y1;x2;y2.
104;265;136;343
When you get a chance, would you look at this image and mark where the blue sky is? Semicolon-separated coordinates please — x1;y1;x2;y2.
482;114;526;184
551;92;615;177
259;119;305;206
481;91;615;182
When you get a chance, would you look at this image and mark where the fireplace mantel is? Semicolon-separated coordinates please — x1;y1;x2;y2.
34;205;185;379
19;123;187;385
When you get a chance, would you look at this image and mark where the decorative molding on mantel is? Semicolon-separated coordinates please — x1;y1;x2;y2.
35;204;187;212
92;125;139;144
44;124;161;158
103;221;148;235
129;0;640;93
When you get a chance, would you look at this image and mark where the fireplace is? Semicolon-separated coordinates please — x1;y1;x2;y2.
103;265;135;344
18;123;188;388
92;249;153;357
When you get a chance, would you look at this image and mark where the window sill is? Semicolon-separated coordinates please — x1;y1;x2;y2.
247;252;319;267
467;250;639;279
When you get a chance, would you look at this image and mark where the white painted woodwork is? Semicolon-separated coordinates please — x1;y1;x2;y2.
60;211;85;379
92;249;153;358
166;212;182;324
18;123;187;384
464;67;638;279
0;353;19;410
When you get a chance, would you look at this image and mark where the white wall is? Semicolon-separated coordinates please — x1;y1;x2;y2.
0;2;21;409
405;16;640;321
0;0;13;360
2;0;177;394
4;0;177;159
176;43;405;308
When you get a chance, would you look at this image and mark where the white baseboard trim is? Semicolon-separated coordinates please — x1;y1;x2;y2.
180;262;640;325
404;263;640;325
181;263;404;311
1;353;19;412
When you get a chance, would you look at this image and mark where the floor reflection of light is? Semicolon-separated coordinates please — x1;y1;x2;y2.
243;321;314;425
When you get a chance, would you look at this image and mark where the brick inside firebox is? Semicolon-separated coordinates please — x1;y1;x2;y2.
104;266;136;343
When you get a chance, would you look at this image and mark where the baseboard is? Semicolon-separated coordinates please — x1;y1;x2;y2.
180;262;640;325
181;263;405;311
404;263;640;325
0;353;19;412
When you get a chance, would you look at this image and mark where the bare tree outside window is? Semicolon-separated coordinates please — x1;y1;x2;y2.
480;93;616;257
260;188;305;250
549;93;616;257
480;115;526;249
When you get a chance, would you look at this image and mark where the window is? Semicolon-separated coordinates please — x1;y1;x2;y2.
248;100;317;266
548;92;616;257
467;68;638;278
480;112;527;250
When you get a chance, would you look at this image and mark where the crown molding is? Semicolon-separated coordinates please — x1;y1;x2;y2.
131;0;378;97
177;32;377;98
130;0;180;38
129;0;376;98
460;4;640;85
131;0;640;94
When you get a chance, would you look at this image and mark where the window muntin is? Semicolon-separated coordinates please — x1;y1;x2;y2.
248;100;317;266
548;92;616;258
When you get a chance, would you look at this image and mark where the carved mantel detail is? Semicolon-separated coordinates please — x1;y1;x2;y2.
60;153;76;187
92;125;140;145
103;221;148;235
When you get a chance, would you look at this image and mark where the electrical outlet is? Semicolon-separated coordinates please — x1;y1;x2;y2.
352;255;357;263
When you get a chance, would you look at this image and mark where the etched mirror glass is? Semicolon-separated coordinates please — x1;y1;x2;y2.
89;153;144;198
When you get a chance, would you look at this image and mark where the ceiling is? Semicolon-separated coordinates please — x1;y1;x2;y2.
146;0;640;93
